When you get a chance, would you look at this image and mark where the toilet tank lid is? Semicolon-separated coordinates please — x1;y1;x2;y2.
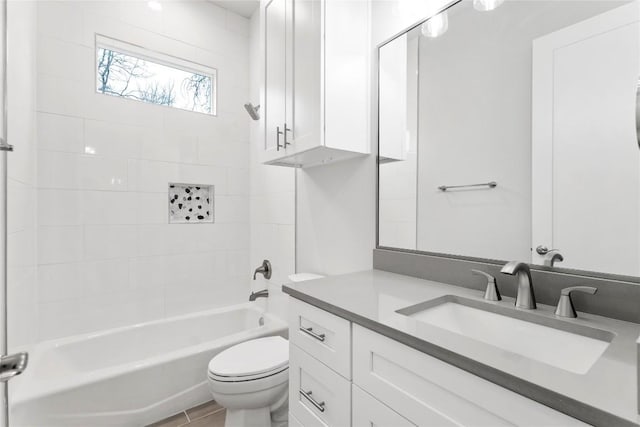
208;336;288;378
288;273;325;282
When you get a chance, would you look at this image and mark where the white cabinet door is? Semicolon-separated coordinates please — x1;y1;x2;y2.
265;0;287;156
289;344;351;427
290;0;322;153
353;325;588;427
289;298;351;379
352;384;415;427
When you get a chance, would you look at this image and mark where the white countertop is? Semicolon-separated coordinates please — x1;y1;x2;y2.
283;269;640;426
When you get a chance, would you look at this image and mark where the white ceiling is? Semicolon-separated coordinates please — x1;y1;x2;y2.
209;0;259;18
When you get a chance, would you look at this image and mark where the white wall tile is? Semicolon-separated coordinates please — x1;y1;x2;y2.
38;189;82;226
33;0;256;342
37;1;83;43
37;75;88;117
81;191;137;225
227;168;250;196
84;119;143;159
37;36;93;83
216;195;249;223
38;226;84;265
38;263;82;303
38;112;84;153
139;129;198;164
81;258;130;296
37;150;79;189
136;224;170;257
128;159;179;193
78;155;129;191
84;225;138;260
135;192;169;224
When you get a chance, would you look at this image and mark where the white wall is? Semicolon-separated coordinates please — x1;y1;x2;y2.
248;11;295;319
294;0;450;277
7;0;38;349
34;0;252;341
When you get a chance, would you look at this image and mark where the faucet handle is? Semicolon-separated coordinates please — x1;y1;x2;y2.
555;286;597;318
471;269;501;302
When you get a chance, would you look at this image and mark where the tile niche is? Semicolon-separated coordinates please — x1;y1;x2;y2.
168;183;214;224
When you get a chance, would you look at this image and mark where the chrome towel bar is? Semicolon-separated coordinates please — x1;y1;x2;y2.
438;181;497;192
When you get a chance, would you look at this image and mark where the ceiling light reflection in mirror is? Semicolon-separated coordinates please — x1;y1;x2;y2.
421;11;449;38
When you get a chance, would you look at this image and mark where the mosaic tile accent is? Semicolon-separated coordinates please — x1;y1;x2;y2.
168;183;214;224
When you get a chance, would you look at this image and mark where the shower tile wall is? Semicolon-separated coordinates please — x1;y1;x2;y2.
7;1;38;349
35;1;251;341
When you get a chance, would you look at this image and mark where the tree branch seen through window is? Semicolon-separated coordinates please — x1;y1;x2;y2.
96;47;213;114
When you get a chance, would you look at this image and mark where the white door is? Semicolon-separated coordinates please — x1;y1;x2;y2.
532;2;640;276
264;0;287;156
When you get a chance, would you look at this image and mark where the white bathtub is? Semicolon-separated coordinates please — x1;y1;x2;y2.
10;303;287;427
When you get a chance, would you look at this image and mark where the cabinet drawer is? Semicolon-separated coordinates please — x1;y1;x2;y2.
352;384;415;427
289;413;304;427
289;344;351;427
289;298;351;378
353;325;588;427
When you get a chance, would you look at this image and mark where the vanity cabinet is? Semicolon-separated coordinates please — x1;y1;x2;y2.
262;0;369;168
288;297;590;427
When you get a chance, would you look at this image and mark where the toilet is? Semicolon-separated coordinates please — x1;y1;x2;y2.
207;336;289;427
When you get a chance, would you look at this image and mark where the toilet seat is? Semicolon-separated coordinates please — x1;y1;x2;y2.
208;336;289;382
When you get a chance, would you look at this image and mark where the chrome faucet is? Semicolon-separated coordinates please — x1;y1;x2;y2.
500;261;536;309
249;289;269;301
253;260;272;280
543;250;564;267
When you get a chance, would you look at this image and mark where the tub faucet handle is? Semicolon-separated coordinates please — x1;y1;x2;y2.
253;260;272;280
471;269;501;301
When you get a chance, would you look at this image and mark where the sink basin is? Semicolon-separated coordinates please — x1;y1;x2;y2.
396;296;614;374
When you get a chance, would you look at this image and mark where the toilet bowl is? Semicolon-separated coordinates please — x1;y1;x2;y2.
207;336;289;427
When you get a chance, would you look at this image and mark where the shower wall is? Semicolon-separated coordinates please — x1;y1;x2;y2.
7;0;38;349
33;1;252;341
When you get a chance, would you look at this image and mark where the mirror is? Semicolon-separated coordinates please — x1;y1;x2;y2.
377;0;639;278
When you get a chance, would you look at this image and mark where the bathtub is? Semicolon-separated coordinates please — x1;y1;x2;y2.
10;303;287;427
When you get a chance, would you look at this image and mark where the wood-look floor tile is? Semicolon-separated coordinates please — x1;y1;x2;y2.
187;409;226;427
146;412;189;427
186;400;224;421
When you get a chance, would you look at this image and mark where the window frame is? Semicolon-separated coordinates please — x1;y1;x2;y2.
95;34;218;116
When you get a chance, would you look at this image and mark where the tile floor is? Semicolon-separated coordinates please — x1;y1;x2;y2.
147;400;225;427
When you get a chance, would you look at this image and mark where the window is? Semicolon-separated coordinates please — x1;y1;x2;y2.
95;35;216;115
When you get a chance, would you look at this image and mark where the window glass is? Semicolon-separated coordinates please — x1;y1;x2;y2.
96;43;215;115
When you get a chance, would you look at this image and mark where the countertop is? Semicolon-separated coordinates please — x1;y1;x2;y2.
282;269;640;427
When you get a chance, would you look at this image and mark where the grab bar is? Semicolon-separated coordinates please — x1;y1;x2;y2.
438;181;497;192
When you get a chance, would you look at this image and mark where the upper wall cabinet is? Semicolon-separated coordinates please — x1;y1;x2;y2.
262;0;369;168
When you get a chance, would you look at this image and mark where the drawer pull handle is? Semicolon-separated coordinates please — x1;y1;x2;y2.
300;327;326;342
300;389;325;412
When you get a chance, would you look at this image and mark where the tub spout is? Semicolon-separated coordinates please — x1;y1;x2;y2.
249;289;269;301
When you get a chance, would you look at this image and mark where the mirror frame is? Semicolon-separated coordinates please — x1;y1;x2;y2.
375;0;640;285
